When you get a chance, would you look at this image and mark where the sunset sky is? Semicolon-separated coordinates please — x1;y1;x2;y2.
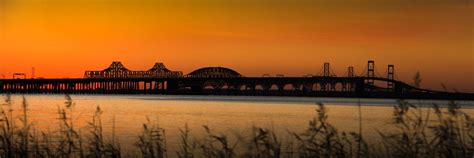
0;0;472;92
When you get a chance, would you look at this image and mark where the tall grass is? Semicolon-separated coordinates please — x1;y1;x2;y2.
176;123;196;158
198;125;237;158
136;117;167;158
0;94;472;158
0;94;122;158
0;93;14;157
245;126;281;158
291;103;369;158
377;100;474;157
87;106;122;157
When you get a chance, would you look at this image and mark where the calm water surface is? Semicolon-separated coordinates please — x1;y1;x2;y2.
2;94;473;152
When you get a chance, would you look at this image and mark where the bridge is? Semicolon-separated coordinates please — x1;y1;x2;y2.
0;61;472;100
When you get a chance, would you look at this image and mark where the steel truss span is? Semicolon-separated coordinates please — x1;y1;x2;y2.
84;62;183;78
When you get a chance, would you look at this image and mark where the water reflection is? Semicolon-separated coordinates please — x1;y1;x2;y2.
3;94;473;151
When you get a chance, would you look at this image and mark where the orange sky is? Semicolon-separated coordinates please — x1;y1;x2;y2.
0;0;473;92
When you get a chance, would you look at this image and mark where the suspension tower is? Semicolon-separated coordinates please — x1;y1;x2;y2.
343;66;355;91
367;60;375;86
320;62;331;91
348;66;354;77
323;62;330;77
387;65;394;90
348;66;354;90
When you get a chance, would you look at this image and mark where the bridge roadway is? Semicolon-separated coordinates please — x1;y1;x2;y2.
0;77;472;100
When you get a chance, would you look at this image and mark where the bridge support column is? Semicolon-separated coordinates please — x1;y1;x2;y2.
143;81;149;94
321;83;328;91
166;80;178;94
355;79;366;97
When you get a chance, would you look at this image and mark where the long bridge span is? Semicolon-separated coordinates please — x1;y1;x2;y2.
0;61;472;100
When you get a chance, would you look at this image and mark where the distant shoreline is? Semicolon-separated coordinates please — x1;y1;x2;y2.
3;94;473;107
131;95;474;107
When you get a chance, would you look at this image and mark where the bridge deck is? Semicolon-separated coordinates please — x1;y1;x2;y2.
0;77;472;100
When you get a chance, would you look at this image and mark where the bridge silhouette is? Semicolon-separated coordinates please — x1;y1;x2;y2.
0;61;472;100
